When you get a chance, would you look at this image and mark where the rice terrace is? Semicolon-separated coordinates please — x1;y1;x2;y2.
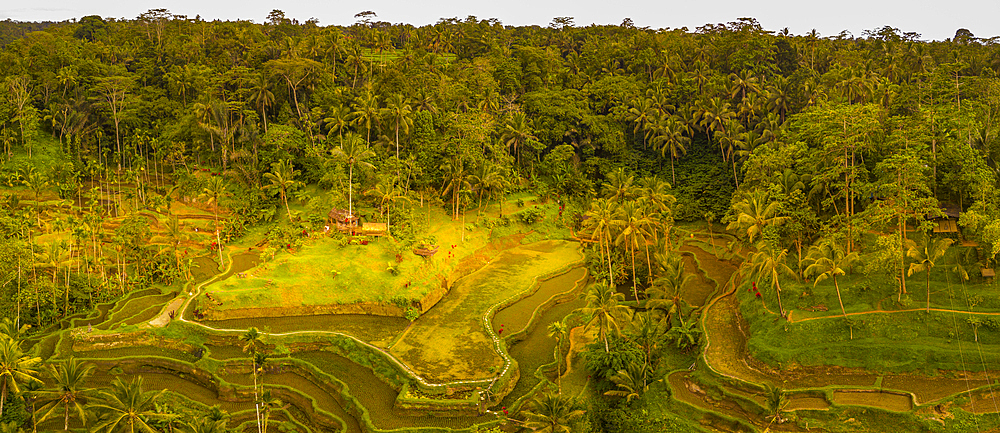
2;8;1000;433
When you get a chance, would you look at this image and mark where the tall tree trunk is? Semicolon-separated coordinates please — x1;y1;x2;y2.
926;268;931;312
606;237;614;287
670;157;676;186
834;276;847;318
775;278;785;319
631;245;639;303
834;275;850;339
899;211;907;298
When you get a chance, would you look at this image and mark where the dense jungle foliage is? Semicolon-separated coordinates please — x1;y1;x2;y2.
2;10;1000;431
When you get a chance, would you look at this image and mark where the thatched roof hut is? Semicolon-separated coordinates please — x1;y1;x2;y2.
328;208;357;224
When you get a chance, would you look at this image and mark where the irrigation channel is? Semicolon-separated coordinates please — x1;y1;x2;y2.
668;232;1000;431
43;242;594;432
35;233;1000;432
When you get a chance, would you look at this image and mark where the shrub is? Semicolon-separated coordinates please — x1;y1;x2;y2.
516;207;544;224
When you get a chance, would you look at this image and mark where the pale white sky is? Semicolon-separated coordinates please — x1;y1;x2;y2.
1;0;995;42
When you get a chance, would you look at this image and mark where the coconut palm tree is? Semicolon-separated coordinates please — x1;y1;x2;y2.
364;180;409;235
501;112;538;166
652;117;690;185
259;390;282;433
383;94;413;179
249;73;274;133
763;383;787;426
200;176;229;268
0;320;28;349
613;201;653;302
240;327;265;433
726;188;787;244
521;392;585;433
805;240;859;322
583;198;617;286
906;234;954;312
581;283;630;353
547;321;568;394
333;133;375;219
626;98;655;148
749;240;796;319
323;106;351;144
636;176;675;242
439;156;471;221
22;168;48;227
602;168;637;203
604;368;647;403
646;253;693;321
262;159;300;221
90;376;171;433
0;337;42;418
35;357;95;430
350;91;380;144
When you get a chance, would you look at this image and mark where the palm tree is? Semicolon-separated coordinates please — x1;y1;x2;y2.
240;327;264;433
906;234;954;312
521;392;585;433
547;321;568;394
323;106;351;144
332;133;375;219
383;94;413;179
613;201;653;303
581;283;630;352
583;198;617;286
262;160;300;221
364;180;409;235
636;176;675;242
626;98;655;148
602;168;637;203
249;73;274;133
805;240;859;323
350;91;380;144
652;116;690;185
252;352;270;433
749;240;796;319
0;319;28;344
726;189;787;244
0;337;42;418
200;176;229;268
90;376;171;433
472;163;504;221
647;253;693;320
763;383;787;426
22;168;48;227
501;112;538;166
665;320;702;350
35;357;94;430
604;368;647;403
439;156;471;221
698;97;734;159
259;390;282;433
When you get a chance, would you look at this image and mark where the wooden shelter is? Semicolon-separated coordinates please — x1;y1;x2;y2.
361;222;388;237
982;268;995;281
328;208;360;233
929;203;962;238
933;219;959;235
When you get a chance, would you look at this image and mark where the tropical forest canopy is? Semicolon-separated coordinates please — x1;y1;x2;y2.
3;8;1000;432
0;8;998;326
